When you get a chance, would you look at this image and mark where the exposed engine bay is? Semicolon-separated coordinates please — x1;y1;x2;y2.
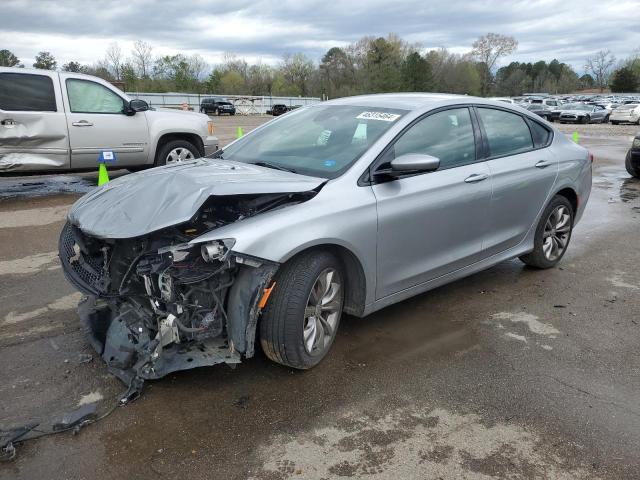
59;192;315;401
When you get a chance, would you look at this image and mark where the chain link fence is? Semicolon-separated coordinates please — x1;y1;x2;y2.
126;92;321;114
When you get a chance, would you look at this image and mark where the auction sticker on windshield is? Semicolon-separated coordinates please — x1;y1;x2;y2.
356;111;401;122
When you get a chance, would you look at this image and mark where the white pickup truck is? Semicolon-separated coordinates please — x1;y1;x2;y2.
0;67;218;172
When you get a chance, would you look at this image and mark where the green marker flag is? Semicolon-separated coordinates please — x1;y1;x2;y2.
572;131;579;144
237;126;244;139
98;163;110;186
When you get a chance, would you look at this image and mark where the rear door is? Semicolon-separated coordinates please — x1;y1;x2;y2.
476;107;558;256
0;69;69;172
372;107;492;298
59;73;150;168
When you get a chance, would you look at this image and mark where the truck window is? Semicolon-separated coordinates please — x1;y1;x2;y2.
0;73;57;112
66;78;125;114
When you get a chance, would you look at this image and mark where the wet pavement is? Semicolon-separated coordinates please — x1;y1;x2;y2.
0;122;639;479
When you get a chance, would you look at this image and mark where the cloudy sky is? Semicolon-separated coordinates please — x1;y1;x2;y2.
1;0;639;72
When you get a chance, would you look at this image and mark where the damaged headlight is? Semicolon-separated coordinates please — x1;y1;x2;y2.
199;238;236;263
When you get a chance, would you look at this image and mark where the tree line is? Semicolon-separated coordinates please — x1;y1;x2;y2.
1;34;639;97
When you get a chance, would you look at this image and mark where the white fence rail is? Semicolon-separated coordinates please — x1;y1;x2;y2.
125;92;321;114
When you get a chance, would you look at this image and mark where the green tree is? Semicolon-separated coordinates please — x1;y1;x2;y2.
62;61;84;72
218;70;246;95
401;52;433;91
365;37;403;92
33;51;57;70
0;49;21;67
579;74;595;89
610;67;639;93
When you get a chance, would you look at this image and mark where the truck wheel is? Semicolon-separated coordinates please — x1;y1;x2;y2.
626;150;640;178
260;250;344;370
155;139;199;166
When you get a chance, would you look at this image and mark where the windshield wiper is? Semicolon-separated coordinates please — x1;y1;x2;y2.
251;161;296;173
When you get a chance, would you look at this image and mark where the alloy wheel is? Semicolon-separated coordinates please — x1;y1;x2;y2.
302;268;343;356
542;205;571;262
166;147;195;164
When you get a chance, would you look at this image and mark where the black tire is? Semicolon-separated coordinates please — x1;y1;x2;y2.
155;139;199;167
603;115;610;124
519;195;574;269
611;121;619;125
626;150;640;178
582;115;590;124
260;250;344;369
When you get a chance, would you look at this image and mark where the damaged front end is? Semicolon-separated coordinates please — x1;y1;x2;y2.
57;192;319;397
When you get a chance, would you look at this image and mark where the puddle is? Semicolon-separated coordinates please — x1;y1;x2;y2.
619;178;640;203
0;175;98;199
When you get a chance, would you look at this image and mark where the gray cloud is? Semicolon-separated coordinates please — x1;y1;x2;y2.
1;0;639;70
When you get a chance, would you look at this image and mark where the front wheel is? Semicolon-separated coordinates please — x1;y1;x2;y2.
603;115;610;124
155;139;199;167
582;115;590;124
519;195;574;269
260;251;344;369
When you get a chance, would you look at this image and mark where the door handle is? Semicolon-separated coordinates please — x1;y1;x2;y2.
464;173;489;183
535;160;552;168
1;119;17;127
72;120;93;127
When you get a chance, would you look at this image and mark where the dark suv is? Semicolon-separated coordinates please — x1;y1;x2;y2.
200;97;236;115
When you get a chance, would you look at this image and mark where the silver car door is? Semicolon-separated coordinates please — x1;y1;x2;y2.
60;73;149;169
476;107;558;256
0;69;69;172
372;107;492;299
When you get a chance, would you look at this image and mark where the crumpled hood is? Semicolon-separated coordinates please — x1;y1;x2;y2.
68;159;325;239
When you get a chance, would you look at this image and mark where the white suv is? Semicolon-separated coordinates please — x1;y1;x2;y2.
0;67;218;172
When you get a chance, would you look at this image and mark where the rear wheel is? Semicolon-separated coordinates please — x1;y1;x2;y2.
626;150;640;178
611;121;619;125
519;195;574;269
155;139;199;167
260;251;344;369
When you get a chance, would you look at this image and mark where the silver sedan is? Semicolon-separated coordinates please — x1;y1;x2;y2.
60;94;592;394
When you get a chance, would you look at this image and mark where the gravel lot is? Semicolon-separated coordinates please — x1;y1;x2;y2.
0;117;639;479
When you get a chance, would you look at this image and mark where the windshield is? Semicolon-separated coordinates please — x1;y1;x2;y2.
219;105;408;179
563;104;591;111
526;104;547;110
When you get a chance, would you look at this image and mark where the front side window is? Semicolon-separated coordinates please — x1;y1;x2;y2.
477;108;533;157
220;105;407;179
0;73;56;112
391;108;476;169
66;79;125;114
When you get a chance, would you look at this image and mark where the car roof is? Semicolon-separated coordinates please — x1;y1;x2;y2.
321;93;541;115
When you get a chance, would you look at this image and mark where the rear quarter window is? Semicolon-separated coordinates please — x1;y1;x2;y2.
0;73;57;112
527;119;552;148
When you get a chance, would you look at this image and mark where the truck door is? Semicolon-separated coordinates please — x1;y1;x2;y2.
59;73;150;169
0;69;70;172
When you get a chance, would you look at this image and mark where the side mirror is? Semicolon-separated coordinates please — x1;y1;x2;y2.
126;99;149;115
390;153;440;174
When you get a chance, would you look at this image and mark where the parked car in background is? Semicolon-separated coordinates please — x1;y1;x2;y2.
610;104;640;125
200;97;236;115
525;103;554;121
528;97;561;109
0;67;218;172
490;97;515;104
626;133;640;178
558;103;609;124
59;94;591;390
268;104;289;116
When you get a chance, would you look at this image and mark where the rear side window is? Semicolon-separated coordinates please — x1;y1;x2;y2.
477;108;533;157
528;120;552;148
0;73;56;112
66;79;124;114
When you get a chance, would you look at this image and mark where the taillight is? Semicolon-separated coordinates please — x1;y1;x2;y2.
588;152;594;163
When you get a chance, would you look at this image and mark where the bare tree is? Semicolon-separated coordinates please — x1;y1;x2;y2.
585;49;616;92
105;42;123;80
131;40;153;78
471;33;518;96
